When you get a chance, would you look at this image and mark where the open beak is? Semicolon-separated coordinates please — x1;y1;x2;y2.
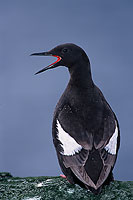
30;51;62;75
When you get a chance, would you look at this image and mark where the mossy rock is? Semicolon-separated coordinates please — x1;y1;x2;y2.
0;172;133;200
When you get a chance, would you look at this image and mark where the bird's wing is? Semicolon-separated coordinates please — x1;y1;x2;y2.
53;103;120;190
69;118;119;190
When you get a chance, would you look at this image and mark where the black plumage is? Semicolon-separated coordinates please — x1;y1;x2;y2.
31;43;120;194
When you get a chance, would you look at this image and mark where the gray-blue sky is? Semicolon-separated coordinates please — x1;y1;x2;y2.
0;0;133;180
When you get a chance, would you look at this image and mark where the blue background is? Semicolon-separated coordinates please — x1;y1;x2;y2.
0;0;133;181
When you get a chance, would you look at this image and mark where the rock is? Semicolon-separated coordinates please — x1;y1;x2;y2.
0;172;13;181
0;172;133;200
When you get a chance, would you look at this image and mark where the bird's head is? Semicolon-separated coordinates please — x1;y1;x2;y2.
31;43;89;75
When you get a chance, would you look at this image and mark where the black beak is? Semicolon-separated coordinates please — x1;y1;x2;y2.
30;51;62;75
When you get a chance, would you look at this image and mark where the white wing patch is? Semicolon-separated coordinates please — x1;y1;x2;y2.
56;120;82;156
105;121;118;155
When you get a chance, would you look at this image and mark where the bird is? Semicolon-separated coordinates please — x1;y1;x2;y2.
31;43;120;194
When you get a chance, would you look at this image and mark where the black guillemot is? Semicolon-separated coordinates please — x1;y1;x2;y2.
31;43;120;194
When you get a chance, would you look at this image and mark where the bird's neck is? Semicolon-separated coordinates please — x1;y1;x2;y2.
68;62;94;89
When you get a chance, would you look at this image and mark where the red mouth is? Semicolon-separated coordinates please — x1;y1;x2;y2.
49;55;62;67
34;55;62;75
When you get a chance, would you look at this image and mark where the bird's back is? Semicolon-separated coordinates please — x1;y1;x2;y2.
52;83;120;194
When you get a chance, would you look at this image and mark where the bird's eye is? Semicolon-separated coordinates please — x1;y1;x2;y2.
62;48;68;53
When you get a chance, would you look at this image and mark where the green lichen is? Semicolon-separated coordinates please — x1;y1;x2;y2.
0;172;133;200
